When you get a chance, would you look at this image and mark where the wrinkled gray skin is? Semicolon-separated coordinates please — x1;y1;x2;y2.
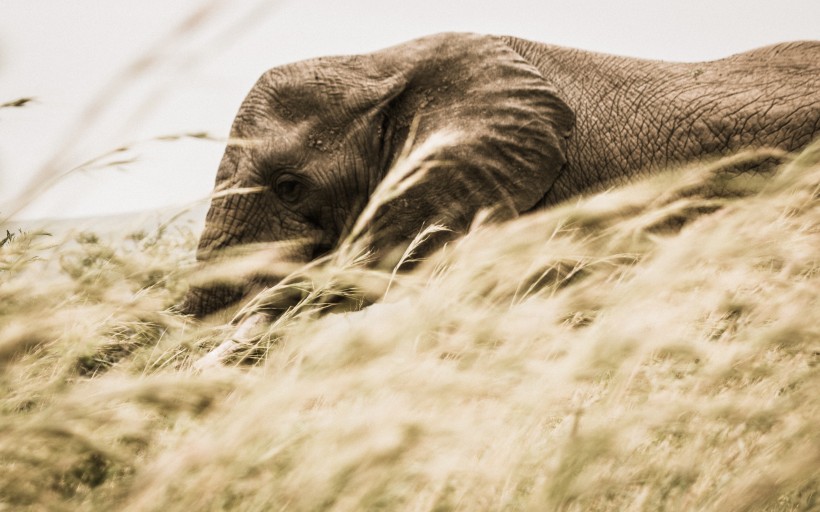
181;33;820;317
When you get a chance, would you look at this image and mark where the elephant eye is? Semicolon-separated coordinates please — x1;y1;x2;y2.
275;174;304;203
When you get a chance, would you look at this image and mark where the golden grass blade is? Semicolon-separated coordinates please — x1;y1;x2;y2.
2;143;819;510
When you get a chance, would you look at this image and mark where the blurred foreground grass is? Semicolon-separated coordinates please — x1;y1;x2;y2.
1;144;819;511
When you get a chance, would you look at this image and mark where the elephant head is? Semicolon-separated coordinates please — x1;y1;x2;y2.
181;32;574;318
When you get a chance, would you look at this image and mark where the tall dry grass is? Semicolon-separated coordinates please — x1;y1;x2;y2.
1;139;818;510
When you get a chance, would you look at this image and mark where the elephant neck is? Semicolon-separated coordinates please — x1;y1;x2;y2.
505;37;820;205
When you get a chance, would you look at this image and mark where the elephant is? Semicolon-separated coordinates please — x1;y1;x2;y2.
180;32;820;317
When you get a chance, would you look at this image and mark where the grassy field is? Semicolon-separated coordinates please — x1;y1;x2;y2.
1;143;819;511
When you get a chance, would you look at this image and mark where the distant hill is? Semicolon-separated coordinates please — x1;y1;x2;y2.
3;202;209;239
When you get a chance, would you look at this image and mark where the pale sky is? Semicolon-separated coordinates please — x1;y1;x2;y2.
1;0;818;220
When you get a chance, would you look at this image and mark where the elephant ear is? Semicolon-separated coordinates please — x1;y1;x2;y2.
364;32;575;250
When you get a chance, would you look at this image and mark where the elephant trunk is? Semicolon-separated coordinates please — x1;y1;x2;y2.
179;281;246;318
179;192;321;318
179;224;249;318
179;187;264;318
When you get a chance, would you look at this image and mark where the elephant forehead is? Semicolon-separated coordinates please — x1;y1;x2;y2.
232;106;371;163
263;56;376;93
223;121;311;164
257;59;381;115
232;93;297;135
234;87;351;138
